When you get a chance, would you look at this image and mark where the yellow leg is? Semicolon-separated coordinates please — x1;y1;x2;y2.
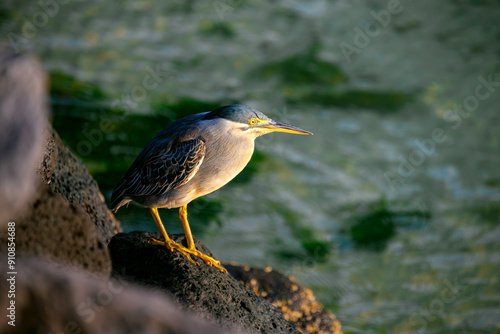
148;207;195;264
178;205;227;273
179;205;195;250
148;207;227;273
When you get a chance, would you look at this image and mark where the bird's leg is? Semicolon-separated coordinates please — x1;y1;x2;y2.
179;205;195;250
179;204;227;273
148;207;226;273
147;207;196;265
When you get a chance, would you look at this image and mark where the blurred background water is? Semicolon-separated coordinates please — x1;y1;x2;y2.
2;0;500;332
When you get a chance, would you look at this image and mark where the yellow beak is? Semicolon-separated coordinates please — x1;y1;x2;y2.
260;120;313;135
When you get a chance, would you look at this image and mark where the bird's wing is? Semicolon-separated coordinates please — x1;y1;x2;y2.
112;138;206;205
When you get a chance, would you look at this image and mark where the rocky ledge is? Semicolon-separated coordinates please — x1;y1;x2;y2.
109;231;299;333
109;231;342;333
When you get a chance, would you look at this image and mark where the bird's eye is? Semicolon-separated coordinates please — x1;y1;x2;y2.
249;118;257;126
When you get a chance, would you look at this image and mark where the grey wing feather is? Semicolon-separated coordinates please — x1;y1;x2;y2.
111;138;205;209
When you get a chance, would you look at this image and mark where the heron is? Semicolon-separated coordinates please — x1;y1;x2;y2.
111;104;312;272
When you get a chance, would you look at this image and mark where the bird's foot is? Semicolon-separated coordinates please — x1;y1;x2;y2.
147;237;197;265
187;248;228;273
147;238;227;273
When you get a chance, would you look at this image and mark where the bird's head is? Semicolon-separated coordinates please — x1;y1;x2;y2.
204;104;313;138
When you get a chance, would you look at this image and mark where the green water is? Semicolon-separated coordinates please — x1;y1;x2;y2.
2;0;500;332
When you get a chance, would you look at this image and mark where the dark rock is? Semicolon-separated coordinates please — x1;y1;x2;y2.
0;182;111;276
0;46;48;225
225;264;343;334
0;257;237;334
38;126;58;184
48;129;122;243
109;231;300;334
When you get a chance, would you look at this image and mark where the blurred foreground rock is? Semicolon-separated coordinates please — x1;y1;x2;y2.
226;264;342;334
0;257;233;334
109;231;300;334
0;47;119;276
0;46;48;225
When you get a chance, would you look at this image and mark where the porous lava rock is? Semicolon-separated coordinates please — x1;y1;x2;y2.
47;129;121;243
225;264;342;334
0;183;111;276
109;231;300;334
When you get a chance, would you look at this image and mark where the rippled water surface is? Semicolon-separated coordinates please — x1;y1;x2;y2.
2;0;500;332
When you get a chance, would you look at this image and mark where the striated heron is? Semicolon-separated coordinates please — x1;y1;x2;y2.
111;105;312;272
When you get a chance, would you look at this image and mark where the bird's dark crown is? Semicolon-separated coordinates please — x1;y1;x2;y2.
203;104;269;124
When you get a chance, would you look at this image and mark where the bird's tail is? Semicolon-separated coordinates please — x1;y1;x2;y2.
110;183;130;212
111;198;131;213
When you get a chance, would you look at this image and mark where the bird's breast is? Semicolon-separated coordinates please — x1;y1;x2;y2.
193;134;254;197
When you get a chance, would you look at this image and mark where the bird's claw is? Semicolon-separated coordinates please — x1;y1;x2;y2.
184;255;198;265
197;254;226;272
147;237;226;272
148;237;174;251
